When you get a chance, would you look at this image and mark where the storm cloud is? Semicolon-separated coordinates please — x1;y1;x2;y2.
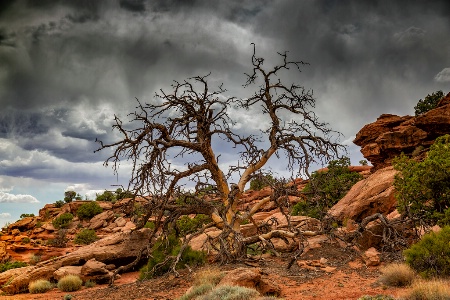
0;0;449;224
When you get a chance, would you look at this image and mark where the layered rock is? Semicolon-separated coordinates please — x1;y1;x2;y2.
328;166;397;222
354;92;450;170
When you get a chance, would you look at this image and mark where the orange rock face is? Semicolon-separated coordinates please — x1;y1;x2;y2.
354;92;450;170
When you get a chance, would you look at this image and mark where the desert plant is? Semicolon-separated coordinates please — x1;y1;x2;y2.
48;229;69;248
379;263;415;287
414;90;444;116
0;260;27;273
29;253;42;265
76;201;103;220
292;157;362;219
19;213;35;219
139;233;205;279
52;213;73;229
96;190;115;202
28;279;53;294
405;279;450;300
74;229;98;245
404;226;450;278
249;174;275;191
64;191;77;203
178;283;214;300
84;279;96;288
54;200;65;208
394;135;450;225
194;267;225;286
199;285;259;300
64;295;74;300
57;274;83;292
21;237;31;244
176;214;211;235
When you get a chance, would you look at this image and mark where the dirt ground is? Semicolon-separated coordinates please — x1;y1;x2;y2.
1;243;410;300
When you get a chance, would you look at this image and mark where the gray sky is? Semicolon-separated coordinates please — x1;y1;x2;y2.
1;0;449;226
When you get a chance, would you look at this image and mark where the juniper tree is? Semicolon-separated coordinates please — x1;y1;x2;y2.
96;45;344;268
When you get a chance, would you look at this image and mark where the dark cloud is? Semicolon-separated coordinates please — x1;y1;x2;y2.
0;0;449;205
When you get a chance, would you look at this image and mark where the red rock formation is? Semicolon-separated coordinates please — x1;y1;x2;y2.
354;92;450;170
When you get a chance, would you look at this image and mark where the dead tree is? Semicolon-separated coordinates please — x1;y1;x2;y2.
96;45;345;268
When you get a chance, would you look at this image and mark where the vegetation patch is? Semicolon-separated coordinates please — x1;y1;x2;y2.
404;226;450;278
292;157;362;219
394;135;450;225
414;90;444;116
57;274;83;292
0;261;28;273
139;233;205;280
52;213;74;229
379;263;415;287
405;279;450;300
74;229;99;245
29;279;53;294
76;201;103;220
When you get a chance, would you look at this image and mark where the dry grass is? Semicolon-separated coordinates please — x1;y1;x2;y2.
405;279;450;300
194;267;225;286
28;279;53;294
379;263;416;287
57;274;83;292
197;285;259;300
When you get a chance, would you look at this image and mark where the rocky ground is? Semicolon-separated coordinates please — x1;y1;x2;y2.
2;242;410;300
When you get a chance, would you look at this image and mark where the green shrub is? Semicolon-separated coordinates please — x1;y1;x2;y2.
199;285;259;300
64;191;76;203
21;237;31;244
405;279;450;300
54;200;65;208
144;221;156;229
76;201;103;220
0;260;28;273
394;135;450;225
48;229;69;248
84;279;96;288
414;90;444;116
96;190;115;202
249;174;275;191
74;229;98;245
176;214;211;235
292;157;362;219
140;233;205;280
379;263;415;287
57;274;83;292
64;295;74;300
20;213;35;219
178;283;214;300
52;213;73;229
29;279;53;294
404;226;450;278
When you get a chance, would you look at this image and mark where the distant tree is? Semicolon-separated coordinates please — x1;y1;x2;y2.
96;45;344;269
75;193;82;201
115;188;134;200
64;191;76;203
359;159;368;166
19;213;35;219
414;90;444;116
95;190;115;202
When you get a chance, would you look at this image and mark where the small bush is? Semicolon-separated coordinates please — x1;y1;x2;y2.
96;190;115;202
64;295;74;300
249;174;275;191
404;226;450;278
199;285;259;300
76;201;103;220
405;279;450;300
194;267;224;286
57;274;83;292
144;221;155;229
52;213;73;229
140;233;205;280
21;237;31;244
20;213;35;219
54;200;65;208
0;260;28;273
29;279;53;294
292;157;362;219
74;229;98;245
178;283;214;300
48;229;69;248
379;263;415;287
176;214;211;235
84;279;96;288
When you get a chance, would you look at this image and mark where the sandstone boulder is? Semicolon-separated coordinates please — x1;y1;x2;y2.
89;210;115;230
219;267;280;296
362;247;381;266
8;217;37;232
0;241;10;263
0;228;152;294
328;166;398;222
81;258;112;283
54;266;83;280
